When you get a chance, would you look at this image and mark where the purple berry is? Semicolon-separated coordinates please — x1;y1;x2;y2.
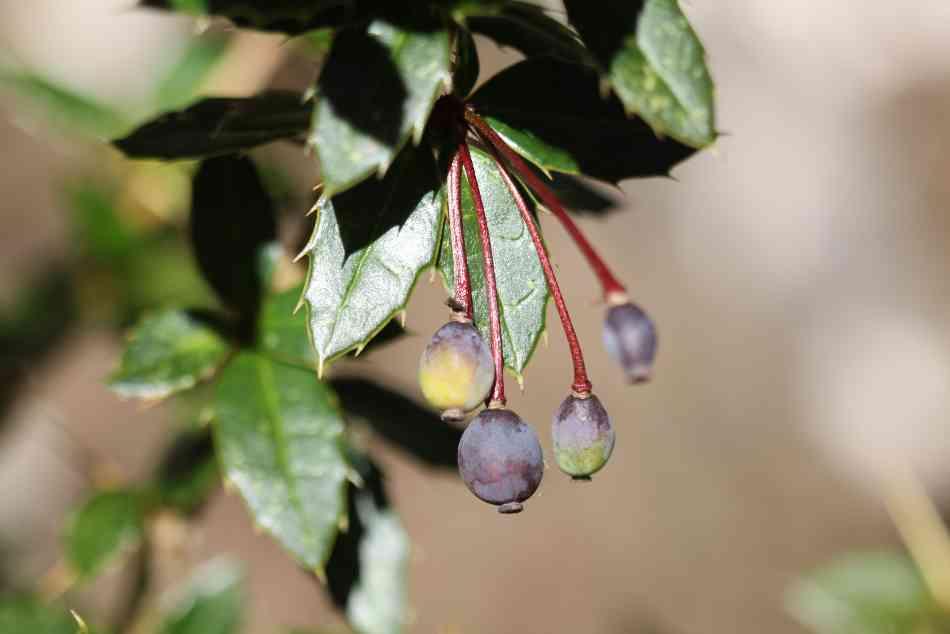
457;408;544;513
552;394;614;480
419;320;495;420
602;301;657;383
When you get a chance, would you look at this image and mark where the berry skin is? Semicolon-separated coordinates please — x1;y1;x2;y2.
552;394;614;480
419;320;494;419
458;408;543;513
602;302;657;383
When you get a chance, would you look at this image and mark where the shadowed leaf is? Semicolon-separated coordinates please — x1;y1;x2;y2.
467;2;590;64
64;489;145;580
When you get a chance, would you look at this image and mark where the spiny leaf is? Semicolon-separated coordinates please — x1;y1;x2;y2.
469;57;696;183
109;309;231;400
301;144;441;372
258;284;316;367
114;93;310;160
563;0;716;147
438;145;547;379
309;16;451;196
64;489;145;580
214;352;347;570
467;1;590;64
154;32;230;112
159;559;243;634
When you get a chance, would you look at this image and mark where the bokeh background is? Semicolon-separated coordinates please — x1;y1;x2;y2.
2;1;950;633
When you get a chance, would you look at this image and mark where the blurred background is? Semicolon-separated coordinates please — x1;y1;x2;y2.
2;1;950;633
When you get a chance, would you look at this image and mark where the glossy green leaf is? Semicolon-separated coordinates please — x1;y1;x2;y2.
0;597;77;634
331;378;460;469
214;352;347;570
190;155;278;326
452;28;479;98
787;552;946;634
300;144;441;371
109;310;231;400
563;0;715;147
467;2;590;64
470;57;696;183
159;559;243;634
438;146;547;378
154;33;230;112
309;17;451;196
113;93;310;160
258;284;314;367
0;70;127;138
64;489;145;580
154;429;219;515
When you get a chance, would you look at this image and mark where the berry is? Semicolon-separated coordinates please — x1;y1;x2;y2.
552;394;614;480
457;408;544;513
419;320;494;419
602;301;657;383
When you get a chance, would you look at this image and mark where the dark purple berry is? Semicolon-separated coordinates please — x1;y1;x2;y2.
419;320;494;420
457;408;543;513
552;394;614;479
603;301;657;383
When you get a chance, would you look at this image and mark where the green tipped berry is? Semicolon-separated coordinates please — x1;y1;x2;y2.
419;320;494;420
457;408;544;513
552;393;614;480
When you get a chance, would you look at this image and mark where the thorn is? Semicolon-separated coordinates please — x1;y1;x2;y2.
293;295;306;315
515;373;525;392
346;467;365;488
353;343;365;357
398;310;407;328
317;357;325;379
306;200;319;215
312;182;323;194
313;567;327;584
541;330;549;348
337;513;349;532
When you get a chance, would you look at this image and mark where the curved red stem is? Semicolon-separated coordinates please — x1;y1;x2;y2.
491;152;592;396
446;149;473;319
465;109;628;303
458;141;506;406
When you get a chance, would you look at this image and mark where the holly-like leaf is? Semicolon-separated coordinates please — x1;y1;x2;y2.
325;453;409;634
438;145;547;379
154;429;220;515
309;16;451;196
153;33;230;112
159;559;243;634
0;598;77;634
331;378;460;469
0;70;128;138
467;2;590;64
109;310;231;400
469;57;696;183
300;144;441;372
787;552;945;634
520;164;618;217
214;352;348;571
452;27;479;98
563;0;715;147
64;489;145;580
113;93;310;160
190;156;277;328
258;284;315;367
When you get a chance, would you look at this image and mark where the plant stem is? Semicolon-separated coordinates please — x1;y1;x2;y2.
491;152;592;396
465;109;628;304
447;148;473;320
457;141;506;407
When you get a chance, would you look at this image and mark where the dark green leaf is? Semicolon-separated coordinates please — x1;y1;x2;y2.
190;155;278;328
154;428;220;515
300;144;441;371
109;310;231;400
348;320;406;358
309;17;451;196
141;0;352;33
438;145;547;379
325;453;409;634
467;2;590;64
331;378;460;469
0;70;128;138
452;28;479;98
159;559;243;634
469;57;696;183
64;489;145;580
522;166;617;216
0;597;77;634
154;33;230;112
113;93;310;160
258;284;314;367
563;0;715;147
214;352;347;570
787;552;945;634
